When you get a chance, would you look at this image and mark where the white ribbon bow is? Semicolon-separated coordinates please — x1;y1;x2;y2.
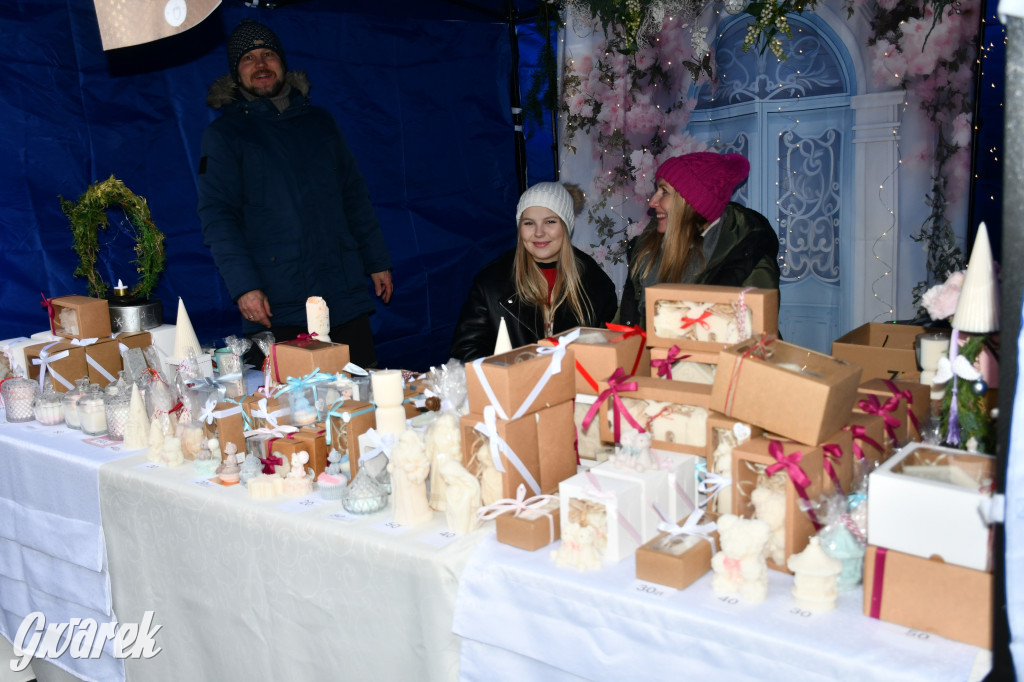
934;354;982;384
476;484;558;522
697;473;732;508
252;397;290;430
69;337;99;347
473;406;542;495
657;509;718;554
31;341;72;391
242;424;299;439
359;428;395;466
199;398;219;425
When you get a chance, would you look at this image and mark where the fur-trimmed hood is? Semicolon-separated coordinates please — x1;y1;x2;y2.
206;71;311;110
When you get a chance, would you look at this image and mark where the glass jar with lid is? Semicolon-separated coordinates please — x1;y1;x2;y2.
33;381;64;425
104;389;131;440
62;377;91;429
1;377;39;423
78;384;108;436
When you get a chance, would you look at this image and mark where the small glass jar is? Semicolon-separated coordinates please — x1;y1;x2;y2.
62;377;90;429
2;378;39;423
78;384;108;436
341;467;388;515
33;383;65;425
104;390;131;440
104;369;128;396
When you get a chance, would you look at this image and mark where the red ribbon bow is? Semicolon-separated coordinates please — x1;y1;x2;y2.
680;309;712;331
581;367;643;443
882;379;921;438
604;322;647;376
260;454;283;475
765;440;821;531
844;424;882;462
821;443;845;494
857;395;901;443
651;344;690;380
40;292;56;334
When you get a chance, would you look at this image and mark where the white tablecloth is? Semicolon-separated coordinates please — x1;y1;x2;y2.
98;453;485;681
0;420;132;682
453;535;991;682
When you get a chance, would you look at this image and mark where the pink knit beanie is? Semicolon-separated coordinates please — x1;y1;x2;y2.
655;152;750;223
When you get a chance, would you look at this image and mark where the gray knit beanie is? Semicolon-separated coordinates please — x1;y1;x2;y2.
516;182;576;235
227;19;287;82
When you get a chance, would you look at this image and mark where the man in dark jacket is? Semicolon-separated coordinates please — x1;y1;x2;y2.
198;20;392;367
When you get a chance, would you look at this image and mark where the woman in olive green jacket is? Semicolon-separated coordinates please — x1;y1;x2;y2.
619;152;780;328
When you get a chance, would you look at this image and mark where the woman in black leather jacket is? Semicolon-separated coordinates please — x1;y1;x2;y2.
450;182;618;361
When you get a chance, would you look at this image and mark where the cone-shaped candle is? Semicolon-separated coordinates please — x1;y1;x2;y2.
493;317;512;355
172;297;202;359
952;222;999;333
123;383;150;450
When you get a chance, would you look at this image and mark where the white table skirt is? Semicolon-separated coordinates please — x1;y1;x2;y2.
0;420;132;682
99;453;485;681
453;535;991;682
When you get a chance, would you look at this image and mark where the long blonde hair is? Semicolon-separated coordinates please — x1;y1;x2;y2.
513;220;592;330
632;189;710;285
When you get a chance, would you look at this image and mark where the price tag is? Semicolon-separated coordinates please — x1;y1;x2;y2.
192;478;217;488
418;529;459;548
135;462;162;471
327;509;359;523
277;495;329;514
373;518;411;536
628;579;675;601
83;436;118;448
904;628;931;642
46;428;68;437
706;593;743;613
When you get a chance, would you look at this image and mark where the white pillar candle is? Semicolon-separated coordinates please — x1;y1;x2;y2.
375;405;407;435
79;404;108;435
370;370;405;408
917;333;950;373
306;296;331;341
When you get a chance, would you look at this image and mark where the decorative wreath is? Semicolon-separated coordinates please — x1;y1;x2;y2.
60;175;166;300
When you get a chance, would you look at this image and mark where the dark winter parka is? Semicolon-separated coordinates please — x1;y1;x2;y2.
198;72;391;332
450;247;618;362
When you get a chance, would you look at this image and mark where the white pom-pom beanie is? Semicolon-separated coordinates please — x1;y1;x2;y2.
516;182;575;235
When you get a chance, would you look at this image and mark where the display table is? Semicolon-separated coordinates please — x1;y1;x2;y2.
0;420;132;682
453;535;992;682
98;452;485;682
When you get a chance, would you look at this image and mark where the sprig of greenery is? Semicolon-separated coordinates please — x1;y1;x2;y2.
59;175;166;300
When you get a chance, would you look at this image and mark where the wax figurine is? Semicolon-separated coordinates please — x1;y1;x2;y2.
387;430;433;526
440;460;481;535
426;413;461;511
284;450;313;496
710;514;771;603
472;437;504;507
751;474;787;566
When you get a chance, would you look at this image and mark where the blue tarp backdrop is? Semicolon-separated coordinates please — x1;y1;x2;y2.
1;1;554;370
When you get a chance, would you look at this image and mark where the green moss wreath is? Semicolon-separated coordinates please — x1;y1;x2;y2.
60;175;166;299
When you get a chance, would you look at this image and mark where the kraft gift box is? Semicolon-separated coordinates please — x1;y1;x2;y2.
854;378;929;445
731;437;824;573
83;337;123;387
867;443;995;572
466;345;576;419
710;337;862;446
768;428;854;495
460;401;576;498
649;346;720;384
635;514;718;590
844;412;892;468
559;471;644;563
269;338;350;382
495;497;561;551
24;341;89;393
539;326;650;395
574;394;611;462
295;428;331;478
201;401;246;455
704;412;763;514
831;323;929;382
597;376;711;457
325;400;376;478
644;284;778;352
49;295;112;340
242;394;293;430
863;545;992;649
113;331;153;353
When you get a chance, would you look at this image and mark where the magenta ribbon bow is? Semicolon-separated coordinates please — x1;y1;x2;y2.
844;424;882;462
680;309;712;331
821;444;845;494
882;379;921;438
765;440;821;531
651;345;691;380
260;454;283;475
581;367;643;443
39;292;56;333
857;395;901;444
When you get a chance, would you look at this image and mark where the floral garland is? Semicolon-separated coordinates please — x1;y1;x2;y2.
59;175;166;300
865;0;977;310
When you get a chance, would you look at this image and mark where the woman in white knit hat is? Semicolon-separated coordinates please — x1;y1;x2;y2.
450;182;617;361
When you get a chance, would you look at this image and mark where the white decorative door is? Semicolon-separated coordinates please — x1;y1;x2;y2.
688;15;854;352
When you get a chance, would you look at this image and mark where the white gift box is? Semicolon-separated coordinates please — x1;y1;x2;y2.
560;470;643;563
868;442;996;572
589;462;669;541
652;449;699;522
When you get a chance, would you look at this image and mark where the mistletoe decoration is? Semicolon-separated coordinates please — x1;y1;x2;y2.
60;175;166;300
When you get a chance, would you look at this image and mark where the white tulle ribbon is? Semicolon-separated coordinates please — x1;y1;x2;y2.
934;354;982;384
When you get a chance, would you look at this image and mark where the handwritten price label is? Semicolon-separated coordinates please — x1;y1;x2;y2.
905;628;930;641
418;529;459;549
135;462;162;470
373;519;411;536
328;509;358;523
629;580;674;600
277;495;329;514
192;478;217;488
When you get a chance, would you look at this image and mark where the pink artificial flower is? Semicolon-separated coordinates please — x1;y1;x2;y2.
592;245;609;264
951;112;972;148
579;103;594;119
921;270;965;320
578;55;594;76
567;92;585;116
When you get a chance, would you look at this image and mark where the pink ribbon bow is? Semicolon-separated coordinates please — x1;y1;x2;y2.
882;379;921;438
651;345;691;380
260;454;283;475
765;440;821;531
821;443;845;494
581;367;643;443
857;395;901;444
843;424;882;462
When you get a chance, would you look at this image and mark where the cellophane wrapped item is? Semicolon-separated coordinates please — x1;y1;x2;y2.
219;335;251;399
251;331;278;393
652;300;753;344
815;490;867;592
425;359;468;415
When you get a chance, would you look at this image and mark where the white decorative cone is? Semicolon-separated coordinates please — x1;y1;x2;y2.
493;317;513;355
952;222;999;333
172;297;202;359
123;383;150;450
